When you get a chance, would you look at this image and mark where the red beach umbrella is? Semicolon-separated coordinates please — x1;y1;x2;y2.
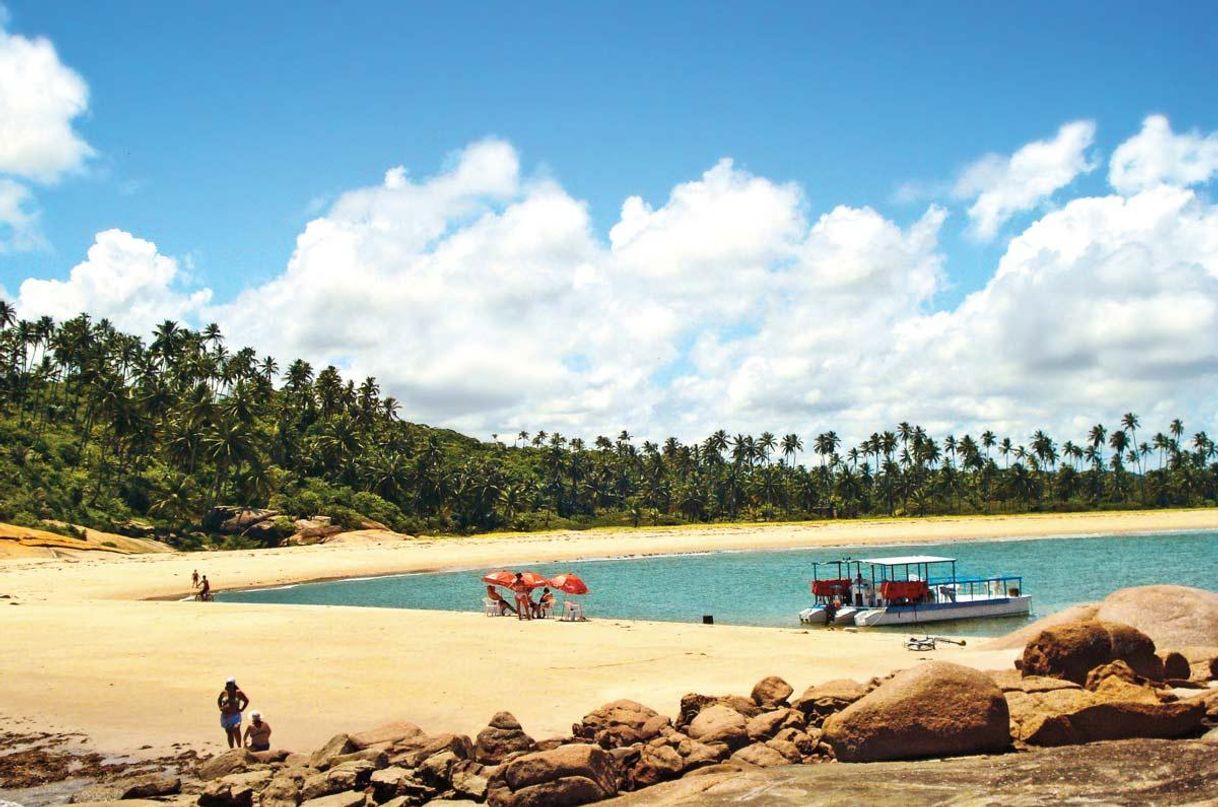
518;571;549;590
547;573;589;595
481;570;517;587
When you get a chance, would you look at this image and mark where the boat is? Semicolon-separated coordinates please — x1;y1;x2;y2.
798;559;861;625
801;554;1031;627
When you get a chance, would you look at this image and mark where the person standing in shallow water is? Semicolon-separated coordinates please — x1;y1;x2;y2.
512;573;532;620
217;677;249;748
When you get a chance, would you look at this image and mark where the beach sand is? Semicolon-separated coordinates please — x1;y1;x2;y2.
1;508;1215;758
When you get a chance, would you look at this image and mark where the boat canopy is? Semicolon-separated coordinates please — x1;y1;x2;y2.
859;555;955;566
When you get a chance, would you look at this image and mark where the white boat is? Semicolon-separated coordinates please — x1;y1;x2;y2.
802;555;1031;627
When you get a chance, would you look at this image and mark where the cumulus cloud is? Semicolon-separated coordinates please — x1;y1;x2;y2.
0;177;42;252
0;18;92;182
1109;114;1218;195
23;128;1218;445
16;228;211;334
954;120;1096;240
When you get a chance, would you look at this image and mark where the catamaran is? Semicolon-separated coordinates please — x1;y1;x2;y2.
799;555;1031;627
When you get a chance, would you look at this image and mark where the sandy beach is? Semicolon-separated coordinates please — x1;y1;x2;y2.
1;509;1215;759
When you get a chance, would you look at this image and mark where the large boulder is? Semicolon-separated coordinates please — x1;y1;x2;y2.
310;733;358;770
1021;620;1162;683
1167;645;1218;681
352;720;428;750
822;662;1010;762
730;743;790;768
687;705;749;750
677;694;760;727
1093;585;1218;648
1018;695;1205;746
476;711;537;764
749;676;794;708
487;743;619;807
627;744;685;789
574;700;669;749
203;506;277;533
68;774;181;803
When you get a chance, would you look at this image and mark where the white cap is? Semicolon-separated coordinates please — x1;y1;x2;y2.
250;710;261;719
225;677;236;684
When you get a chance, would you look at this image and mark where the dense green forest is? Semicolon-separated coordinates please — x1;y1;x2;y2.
1;301;1216;549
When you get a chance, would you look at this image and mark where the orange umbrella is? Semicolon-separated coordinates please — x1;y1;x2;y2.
481;570;517;587
518;571;548;590
547;573;589;595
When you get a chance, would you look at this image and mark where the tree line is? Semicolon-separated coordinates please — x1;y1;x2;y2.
0;301;1215;546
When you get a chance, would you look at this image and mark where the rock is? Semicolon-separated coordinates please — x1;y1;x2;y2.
763;738;803;763
750;676;794;708
487;743;619;807
389;732;474;768
203;506;278;533
116;519;156;537
250;749;291;764
219;770;273;791
359;519;390;531
260;770;305;807
1201;727;1218;745
1083;660;1148;691
1021;620;1162;684
575;700;668;749
287;518;344;545
745;710;790;742
790;679;868;725
677;694;760;727
986;669;1082;694
328;748;388;769
300;760;375;800
351;720;426;750
1093;585;1218;648
1160;651;1192;681
1170;645;1218;681
687;705;749;750
822;661;1010;762
730;743;789;768
772;728;820;758
628;744;685;789
310;733;358;770
198;781;254;807
197;748;258;780
476;712;537;764
67;773;181;803
1020;697;1205;746
298;792;366;807
451;762;491;801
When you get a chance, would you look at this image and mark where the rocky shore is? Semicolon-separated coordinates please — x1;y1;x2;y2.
6;606;1216;807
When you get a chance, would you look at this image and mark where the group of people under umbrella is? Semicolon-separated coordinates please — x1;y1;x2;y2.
482;570;589;620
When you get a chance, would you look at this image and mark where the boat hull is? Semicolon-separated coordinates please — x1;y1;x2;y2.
799;605;858;626
853;596;1032;627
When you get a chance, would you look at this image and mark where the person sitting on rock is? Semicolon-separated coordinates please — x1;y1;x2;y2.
486;584;515;615
243;711;271;751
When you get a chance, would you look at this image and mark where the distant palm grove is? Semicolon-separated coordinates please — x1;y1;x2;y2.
1;302;1216;548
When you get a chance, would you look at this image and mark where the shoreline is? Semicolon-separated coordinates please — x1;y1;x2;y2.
1;508;1216;765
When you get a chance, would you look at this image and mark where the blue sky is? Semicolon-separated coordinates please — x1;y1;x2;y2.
3;2;1218;443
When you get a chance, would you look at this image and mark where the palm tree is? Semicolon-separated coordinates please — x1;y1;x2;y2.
0;299;15;330
780;433;803;468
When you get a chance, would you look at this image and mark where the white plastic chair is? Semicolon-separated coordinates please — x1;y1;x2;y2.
562;600;585;621
482;597;500;616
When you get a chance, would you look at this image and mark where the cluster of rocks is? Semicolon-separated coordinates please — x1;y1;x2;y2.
65;617;1217;807
200;507;394;546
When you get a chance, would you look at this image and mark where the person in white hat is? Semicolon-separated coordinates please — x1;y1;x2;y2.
217;677;249;748
244;710;272;751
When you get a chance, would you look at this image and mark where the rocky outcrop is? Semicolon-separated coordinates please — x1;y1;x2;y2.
487;743;619;807
822;662;1010;762
1020;620;1163;683
749;676;793;709
1167;645;1218;681
686;705;749;750
574;700;669;749
197;748;258;780
351;720;427;750
677;694;760;727
790;679;869;726
475;711;537;764
203;506;278;534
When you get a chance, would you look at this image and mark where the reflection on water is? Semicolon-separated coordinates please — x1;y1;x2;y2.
221;530;1218;637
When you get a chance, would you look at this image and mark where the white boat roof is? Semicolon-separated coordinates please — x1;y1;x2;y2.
860;555;956;566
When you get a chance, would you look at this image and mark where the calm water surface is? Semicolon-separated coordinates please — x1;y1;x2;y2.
220;530;1218;636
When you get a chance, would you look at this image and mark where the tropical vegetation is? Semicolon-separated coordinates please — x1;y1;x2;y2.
1;302;1215;548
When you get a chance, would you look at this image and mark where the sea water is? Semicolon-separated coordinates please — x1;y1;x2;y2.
220;530;1218;636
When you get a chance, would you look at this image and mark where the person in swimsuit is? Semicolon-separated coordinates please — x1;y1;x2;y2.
511;573;532;621
244;711;272;751
217;677;249;748
192;569;200;589
486;584;515;615
535;587;555;618
199;575;212;601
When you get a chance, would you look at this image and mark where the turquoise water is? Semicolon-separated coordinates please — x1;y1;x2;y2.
220;530;1218;636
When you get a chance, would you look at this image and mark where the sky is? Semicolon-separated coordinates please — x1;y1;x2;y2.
2;1;1218;447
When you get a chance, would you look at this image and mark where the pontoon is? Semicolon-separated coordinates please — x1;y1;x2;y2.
801;555;1031;627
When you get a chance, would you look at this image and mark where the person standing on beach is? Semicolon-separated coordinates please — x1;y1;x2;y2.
511;573;532;621
217;677;249;748
192;569;200;589
243;711;272;751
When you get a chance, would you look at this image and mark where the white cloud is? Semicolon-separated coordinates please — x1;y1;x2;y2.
16;228;211;334
0;18;93;182
1109;114;1218;195
954;120;1096;240
20;129;1218;447
0;177;43;252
